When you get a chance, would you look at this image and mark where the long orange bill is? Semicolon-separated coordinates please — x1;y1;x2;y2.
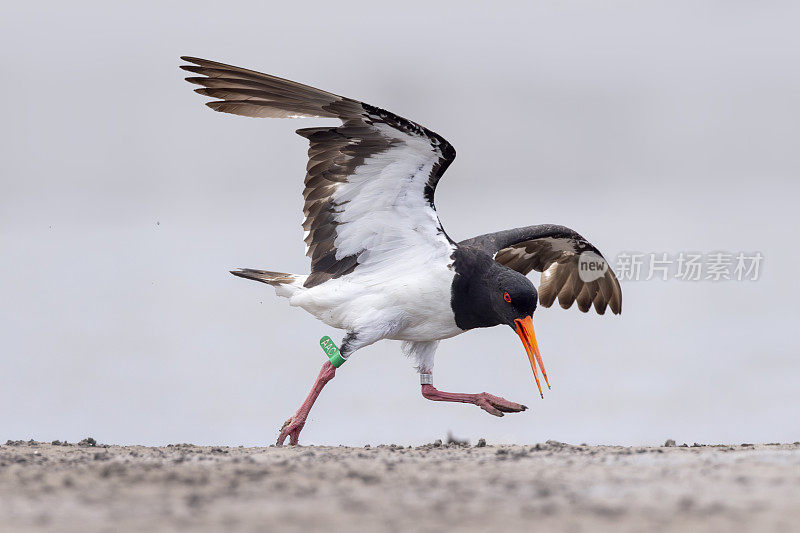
514;316;550;398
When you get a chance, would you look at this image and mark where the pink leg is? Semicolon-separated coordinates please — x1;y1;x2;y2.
421;384;527;417
277;361;336;446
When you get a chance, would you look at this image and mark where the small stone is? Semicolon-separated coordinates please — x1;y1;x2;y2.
79;437;97;447
664;439;676;447
433;439;442;448
476;438;487;448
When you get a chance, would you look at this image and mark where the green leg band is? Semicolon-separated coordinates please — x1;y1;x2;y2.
319;336;346;368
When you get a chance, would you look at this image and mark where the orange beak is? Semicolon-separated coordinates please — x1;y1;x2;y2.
514;316;550;398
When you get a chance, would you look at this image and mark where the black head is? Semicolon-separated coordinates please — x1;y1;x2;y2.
450;247;538;331
450;246;549;398
489;266;539;326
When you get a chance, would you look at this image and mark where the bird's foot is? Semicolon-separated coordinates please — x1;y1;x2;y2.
421;384;527;417
274;361;337;447
277;414;307;446
474;392;527;417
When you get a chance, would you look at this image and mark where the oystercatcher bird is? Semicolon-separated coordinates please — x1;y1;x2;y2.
180;57;622;445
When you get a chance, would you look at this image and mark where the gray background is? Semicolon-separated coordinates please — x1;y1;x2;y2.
2;1;798;446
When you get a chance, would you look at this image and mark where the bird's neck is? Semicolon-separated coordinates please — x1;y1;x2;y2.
450;247;502;331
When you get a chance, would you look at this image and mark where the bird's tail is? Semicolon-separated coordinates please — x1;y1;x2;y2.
230;269;307;298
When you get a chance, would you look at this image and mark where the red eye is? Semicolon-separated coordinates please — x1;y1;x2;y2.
503;292;512;303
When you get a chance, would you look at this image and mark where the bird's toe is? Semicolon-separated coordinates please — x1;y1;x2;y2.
480;393;527;413
475;397;505;417
277;416;306;446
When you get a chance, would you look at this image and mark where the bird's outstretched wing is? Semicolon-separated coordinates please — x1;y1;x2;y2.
460;225;622;315
180;57;456;287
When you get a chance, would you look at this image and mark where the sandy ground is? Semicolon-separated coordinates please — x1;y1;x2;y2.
0;439;798;532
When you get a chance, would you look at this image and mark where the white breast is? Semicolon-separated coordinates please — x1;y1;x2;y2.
290;254;462;343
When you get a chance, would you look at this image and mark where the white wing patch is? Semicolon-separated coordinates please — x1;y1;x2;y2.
330;124;453;276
